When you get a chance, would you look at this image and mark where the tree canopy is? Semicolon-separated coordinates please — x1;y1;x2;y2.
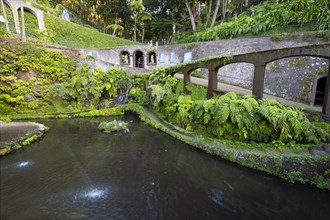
34;0;329;43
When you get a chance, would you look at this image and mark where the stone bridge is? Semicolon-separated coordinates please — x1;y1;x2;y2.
4;0;45;34
166;43;330;115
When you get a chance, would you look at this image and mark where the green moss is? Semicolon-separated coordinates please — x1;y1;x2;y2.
269;62;282;73
290;57;308;68
312;175;330;190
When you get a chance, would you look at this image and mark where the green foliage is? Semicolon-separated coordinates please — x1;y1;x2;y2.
68;65;131;109
0;37;76;113
43;13;139;49
186;83;207;101
129;88;147;104
191;70;204;78
148;76;329;145
98;120;130;133
313;122;330;134
175;0;330;43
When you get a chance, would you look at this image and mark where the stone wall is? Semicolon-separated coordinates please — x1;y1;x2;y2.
79;34;329;105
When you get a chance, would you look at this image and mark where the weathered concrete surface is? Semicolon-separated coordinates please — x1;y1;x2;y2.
0;121;47;156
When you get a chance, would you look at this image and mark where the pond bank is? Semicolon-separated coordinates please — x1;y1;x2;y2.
2;104;330;190
129;105;330;190
0;121;47;156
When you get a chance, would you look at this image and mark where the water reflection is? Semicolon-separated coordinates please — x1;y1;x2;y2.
0;115;329;220
16;161;32;168
80;188;109;200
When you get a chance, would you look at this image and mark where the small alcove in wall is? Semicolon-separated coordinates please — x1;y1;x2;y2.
134;50;144;68
148;51;157;65
119;51;130;65
312;75;328;106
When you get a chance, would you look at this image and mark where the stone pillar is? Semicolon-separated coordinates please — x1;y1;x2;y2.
129;55;134;68
322;64;330;115
207;68;218;98
38;12;45;31
252;65;266;99
143;55;147;68
183;70;191;95
20;4;26;42
12;6;20;34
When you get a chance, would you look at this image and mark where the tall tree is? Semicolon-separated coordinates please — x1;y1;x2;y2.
129;0;144;41
97;0;130;36
185;0;196;31
139;11;152;42
210;0;220;28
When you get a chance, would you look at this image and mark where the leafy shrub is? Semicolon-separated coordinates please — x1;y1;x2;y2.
191;70;204;78
147;76;329;144
175;0;330;43
98;120;130;133
129;88;147;104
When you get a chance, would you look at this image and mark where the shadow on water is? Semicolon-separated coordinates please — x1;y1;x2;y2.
1;114;330;219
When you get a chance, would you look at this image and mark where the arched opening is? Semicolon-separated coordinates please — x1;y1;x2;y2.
217;62;254;91
265;56;328;104
1;1;15;33
148;51;157;65
191;68;207;79
314;76;327;106
119;51;130;65
134;50;144;68
17;7;38;37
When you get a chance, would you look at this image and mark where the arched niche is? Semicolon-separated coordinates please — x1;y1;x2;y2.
148;51;157;65
119;51;130;65
312;74;328;106
134;50;144;68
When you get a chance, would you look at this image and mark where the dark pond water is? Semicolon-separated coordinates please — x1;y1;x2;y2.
1;115;330;220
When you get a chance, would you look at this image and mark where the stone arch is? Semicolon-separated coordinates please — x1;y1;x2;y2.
264;56;329;105
217;62;255;91
17;6;38;36
147;51;157;65
1;0;14;32
119;50;130;65
312;74;328;106
4;0;45;34
134;50;144;68
265;55;330;65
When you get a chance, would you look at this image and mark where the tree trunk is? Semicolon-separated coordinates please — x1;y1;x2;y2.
210;0;220;28
142;26;144;43
195;1;201;24
205;0;212;28
0;0;10;33
222;0;227;20
134;16;137;41
185;0;196;32
244;0;249;7
112;14;118;36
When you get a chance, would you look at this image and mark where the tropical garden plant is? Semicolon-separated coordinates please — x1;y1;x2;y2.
147;72;329;145
98;120;130;133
